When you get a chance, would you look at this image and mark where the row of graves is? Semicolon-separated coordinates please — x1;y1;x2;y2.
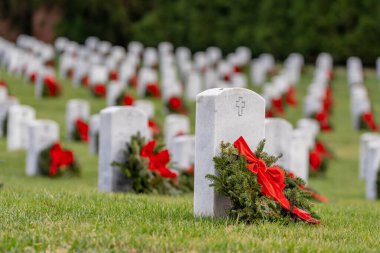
261;53;303;117
347;57;378;132
356;57;380;201
0;34;335;224
303;53;334;132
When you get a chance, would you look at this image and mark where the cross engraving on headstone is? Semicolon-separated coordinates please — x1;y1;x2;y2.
235;97;245;116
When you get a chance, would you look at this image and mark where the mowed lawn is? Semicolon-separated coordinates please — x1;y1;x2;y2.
1;66;380;252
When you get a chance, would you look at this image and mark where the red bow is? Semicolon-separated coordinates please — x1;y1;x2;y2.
123;94;135;105
168;96;183;111
30;72;37;83
271;98;284;115
75;118;89;142
109;70;118;81
81;75;89;87
362;111;378;131
146;82;161;97
322;87;333;113
315;111;331;132
44;75;61;96
49;143;75;177
140;140;177;179
0;80;7;87
234;136;320;224
148;120;160;136
92;84;106;97
233;66;241;73
286;86;297;106
129;75;138;88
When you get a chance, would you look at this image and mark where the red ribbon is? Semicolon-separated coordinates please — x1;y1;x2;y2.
315;111;331;132
30;72;37;83
109;70;118;81
122;94;135;106
92;84;106;97
0;80;7;87
271;98;284;115
129;75;138;88
168;96;183;111
288;172;328;203
233;66;241;73
362;111;378;131
223;74;231;82
44;75;61;96
286;86;297;106
140;140;177;178
148;120;160;136
146;82;161;97
81;75;89;87
322;87;333;112
75;118;89;142
49;143;75;177
234;136;320;224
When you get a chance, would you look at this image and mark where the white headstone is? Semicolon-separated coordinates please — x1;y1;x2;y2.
7;105;36;151
360;133;380;179
290;129;309;182
98;106;149;192
164;114;190;149
26;120;59;176
264;118;293;170
365;141;380;200
66;99;90;140
134;100;155;119
194;88;265;217
170;135;195;170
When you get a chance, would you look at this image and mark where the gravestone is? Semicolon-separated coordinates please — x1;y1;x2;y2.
106;81;125;106
297;118;320;150
264;118;293;170
359;133;380;179
98;106;149;192
290;129;309;182
89;114;100;154
185;71;203;101
89;65;108;86
194;88;265;217
365;140;380;200
164;114;190;149
134;100;155;119
170;135;195;170
26;120;59;176
7;105;36;151
66;99;90;140
0;97;19;138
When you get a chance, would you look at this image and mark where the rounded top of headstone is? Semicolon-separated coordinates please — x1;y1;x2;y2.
196;88;264;103
265;118;293;129
100;106;146;117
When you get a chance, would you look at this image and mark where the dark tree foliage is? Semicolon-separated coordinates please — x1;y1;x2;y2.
2;0;380;64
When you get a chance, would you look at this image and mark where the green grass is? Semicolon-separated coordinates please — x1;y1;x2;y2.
1;67;380;252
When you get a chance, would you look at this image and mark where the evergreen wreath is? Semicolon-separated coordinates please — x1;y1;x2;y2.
38;143;80;177
207;139;320;224
112;134;193;195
